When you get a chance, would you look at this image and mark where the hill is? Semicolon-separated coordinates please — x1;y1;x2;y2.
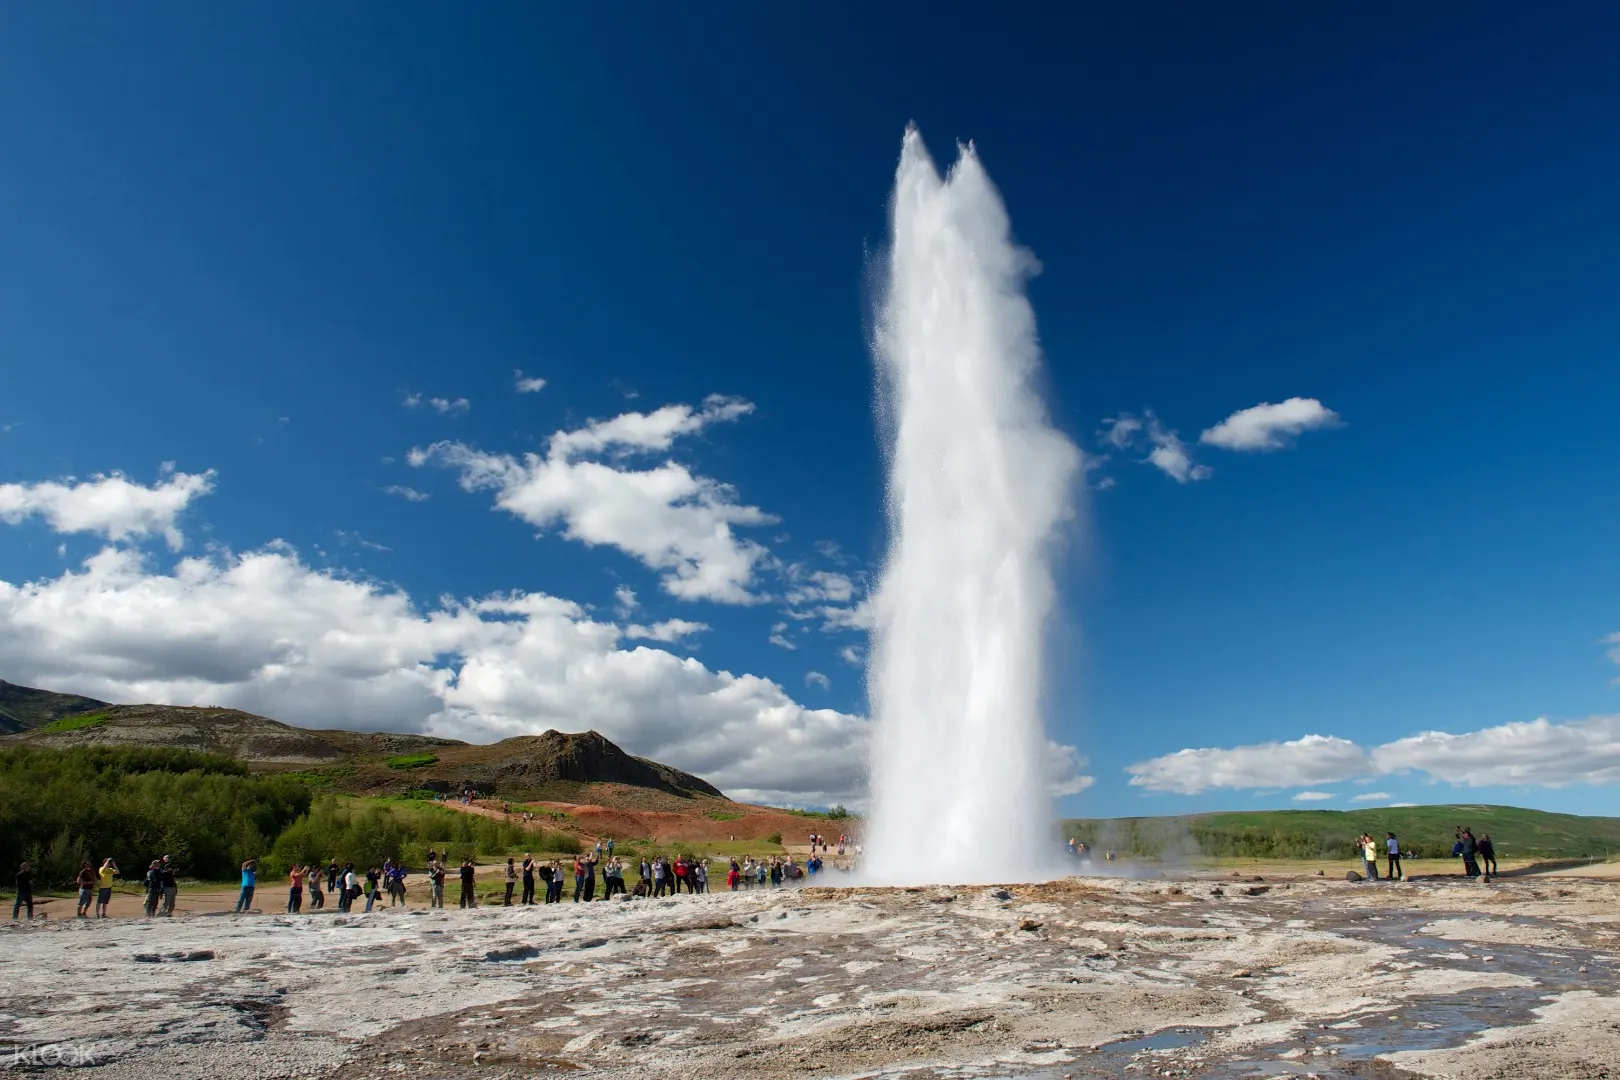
0;679;109;734
0;680;723;801
1063;804;1620;861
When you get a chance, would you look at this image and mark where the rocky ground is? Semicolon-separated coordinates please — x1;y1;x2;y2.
2;873;1617;1079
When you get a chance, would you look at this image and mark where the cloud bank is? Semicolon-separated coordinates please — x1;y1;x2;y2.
0;543;863;805
1127;716;1620;794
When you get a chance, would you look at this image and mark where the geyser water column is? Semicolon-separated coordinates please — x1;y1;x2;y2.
864;128;1080;886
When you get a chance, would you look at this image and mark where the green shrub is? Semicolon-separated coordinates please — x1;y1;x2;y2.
0;746;307;885
260;798;579;876
385;752;439;770
765;832;782;846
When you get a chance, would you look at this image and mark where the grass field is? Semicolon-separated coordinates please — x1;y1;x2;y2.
1063;804;1620;861
34;712;108;734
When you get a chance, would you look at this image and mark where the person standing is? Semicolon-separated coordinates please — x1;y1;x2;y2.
429;860;446;909
572;858;586;903
537;859;554;904
652;857;667;898
144;860;164;916
458;859;477;909
235;860;257;913
326;860;339;895
582;856;597;902
74;861;96;917
159;857;178;916
1385;833;1403;881
307;863;324;910
363;867;380;912
1361;835;1380;881
12;861;34;921
1478;834;1498;880
93;858;119;917
503;858;517;906
1461;829;1481;878
287;865;304;913
728;860;740;891
521;854;536;905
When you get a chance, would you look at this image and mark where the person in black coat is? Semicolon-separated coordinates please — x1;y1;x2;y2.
12;862;33;921
1478;834;1498;879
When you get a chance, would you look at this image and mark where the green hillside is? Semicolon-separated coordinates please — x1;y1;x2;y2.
1062;804;1620;861
0;679;109;735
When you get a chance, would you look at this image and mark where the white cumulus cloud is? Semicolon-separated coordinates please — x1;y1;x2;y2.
1350;792;1392;803
1147;441;1211;484
405;393;470;414
549;394;753;458
1048;742;1095;796
514;369;547;394
784;569;856;607
624;619;708;643
1200;397;1340;452
1372;716;1620;788
1100;411;1210;484
805;670;830;690
382;485;430;503
0;544;867;806
1292;790;1335;802
1126;735;1372;794
412;395;773;604
1129;716;1620;794
0;468;215;550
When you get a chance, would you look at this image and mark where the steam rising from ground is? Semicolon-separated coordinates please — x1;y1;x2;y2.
864;128;1080;885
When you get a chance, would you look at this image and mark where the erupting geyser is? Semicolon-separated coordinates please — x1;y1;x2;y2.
864;128;1081;885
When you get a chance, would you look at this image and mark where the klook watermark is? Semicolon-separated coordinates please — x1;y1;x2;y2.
2;1042;102;1067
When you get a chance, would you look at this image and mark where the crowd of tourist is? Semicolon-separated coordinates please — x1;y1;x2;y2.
1353;827;1500;882
8;845;831;920
8;822;1516;921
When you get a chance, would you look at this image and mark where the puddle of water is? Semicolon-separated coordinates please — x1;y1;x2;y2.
1102;1028;1204;1053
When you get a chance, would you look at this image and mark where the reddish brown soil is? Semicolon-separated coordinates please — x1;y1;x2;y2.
452;796;846;846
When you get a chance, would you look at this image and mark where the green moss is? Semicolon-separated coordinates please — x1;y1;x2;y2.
385;752;439;770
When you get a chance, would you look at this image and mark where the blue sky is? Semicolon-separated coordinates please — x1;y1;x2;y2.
3;5;1619;813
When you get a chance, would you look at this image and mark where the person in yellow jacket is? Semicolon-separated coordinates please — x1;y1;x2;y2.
95;858;120;918
1360;835;1380;881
